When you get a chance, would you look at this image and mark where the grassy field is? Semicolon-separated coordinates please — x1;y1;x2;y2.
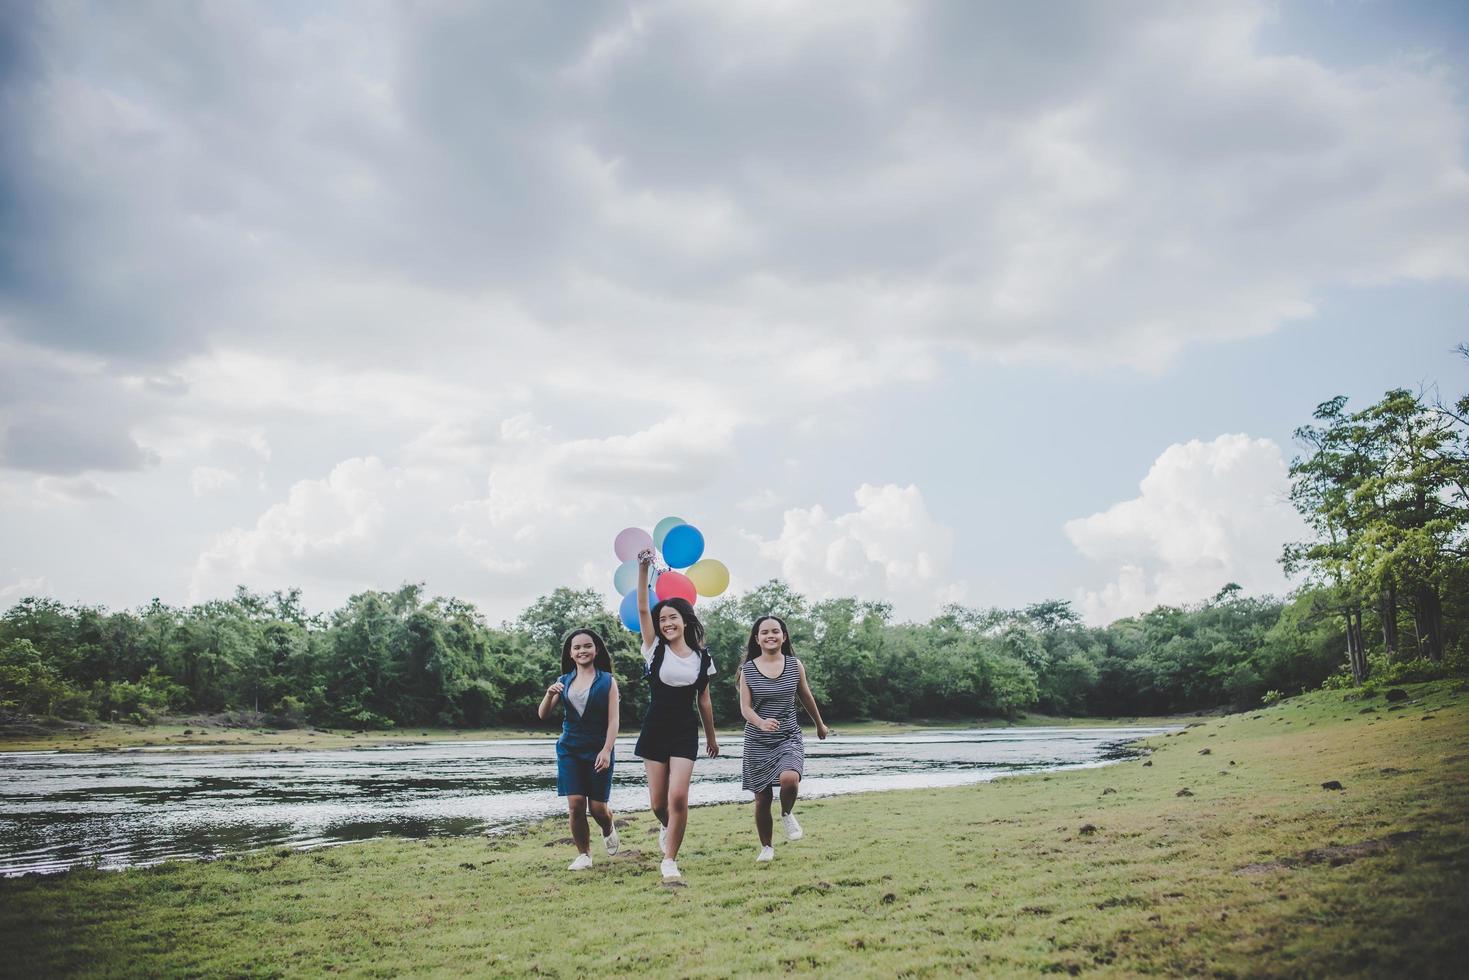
0;712;1187;754
3;682;1466;978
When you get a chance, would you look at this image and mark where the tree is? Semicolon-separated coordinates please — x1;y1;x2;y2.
1284;396;1373;682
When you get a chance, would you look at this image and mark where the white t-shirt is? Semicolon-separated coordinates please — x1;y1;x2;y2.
641;642;717;688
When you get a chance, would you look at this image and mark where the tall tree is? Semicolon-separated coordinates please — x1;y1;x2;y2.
1284;396;1372;683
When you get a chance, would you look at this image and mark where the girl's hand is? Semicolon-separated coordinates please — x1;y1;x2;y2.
705;738;720;759
594;749;611;772
759;717;781;733
817;723;830;740
546;680;564;697
637;548;655;567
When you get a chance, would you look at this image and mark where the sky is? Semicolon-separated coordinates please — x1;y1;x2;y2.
1;0;1467;626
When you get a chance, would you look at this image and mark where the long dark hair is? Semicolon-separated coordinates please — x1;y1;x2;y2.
561;628;613;674
650;597;705;652
745;615;794;661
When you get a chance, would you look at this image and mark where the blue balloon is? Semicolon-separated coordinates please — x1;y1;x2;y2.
653;516;686;550
619;588;656;632
661;524;705;569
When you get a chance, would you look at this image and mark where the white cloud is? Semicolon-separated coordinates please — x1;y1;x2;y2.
190;457;453;603
752;484;964;619
1064;434;1309;624
191;409;745;617
190;466;239;497
1;575;49;601
737;488;781;512
35;476;115;502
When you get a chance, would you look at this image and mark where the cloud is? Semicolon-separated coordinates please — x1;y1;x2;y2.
190;466;239;497
2;0;1465;381
752;483;964;619
36;476;116;502
737;488;782;512
191;410;743;615
0;409;158;475
190;457;460;603
1064;434;1309;624
0;340;165;476
0;575;49;602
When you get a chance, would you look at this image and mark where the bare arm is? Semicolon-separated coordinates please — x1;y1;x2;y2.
796;662;829;739
636;554;656;649
536;679;564;721
738;664;781;732
595;679;619;772
698;686;719;757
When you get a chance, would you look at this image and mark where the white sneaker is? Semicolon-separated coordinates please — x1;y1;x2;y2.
658;825;667;857
756;845;775;863
660;858;681;880
782;812;804;841
568;853;593;871
603;828;620;856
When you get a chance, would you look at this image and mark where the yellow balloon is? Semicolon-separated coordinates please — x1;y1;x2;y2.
686;558;730;597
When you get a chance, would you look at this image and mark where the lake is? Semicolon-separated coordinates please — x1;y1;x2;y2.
0;726;1169;876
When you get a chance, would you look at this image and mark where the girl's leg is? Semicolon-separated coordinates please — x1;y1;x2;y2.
566;794;590;854
779;770;800;816
663;757;695;859
754;788;774;847
644;760;670;828
588;799;614;837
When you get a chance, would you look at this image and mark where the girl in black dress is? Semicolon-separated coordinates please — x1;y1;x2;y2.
634;551;719;881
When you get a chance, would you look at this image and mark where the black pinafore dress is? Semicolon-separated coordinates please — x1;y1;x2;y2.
634;643;712;763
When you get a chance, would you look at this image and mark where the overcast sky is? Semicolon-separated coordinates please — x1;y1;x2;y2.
2;0;1466;625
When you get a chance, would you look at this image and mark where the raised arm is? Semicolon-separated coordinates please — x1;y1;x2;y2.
795;662;830;739
594;678;619;772
636;551;656;649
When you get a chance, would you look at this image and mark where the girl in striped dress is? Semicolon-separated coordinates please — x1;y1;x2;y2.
738;615;829;863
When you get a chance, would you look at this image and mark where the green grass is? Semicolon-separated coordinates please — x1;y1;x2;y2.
3;682;1467;977
832;711;1194;735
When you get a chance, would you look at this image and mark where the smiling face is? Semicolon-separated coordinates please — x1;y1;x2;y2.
658;605;686;643
756;618;786;654
569;632;598;666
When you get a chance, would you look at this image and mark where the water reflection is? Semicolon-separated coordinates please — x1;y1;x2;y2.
0;726;1168;875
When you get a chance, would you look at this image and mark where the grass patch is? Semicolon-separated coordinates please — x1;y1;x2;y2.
3;682;1466;977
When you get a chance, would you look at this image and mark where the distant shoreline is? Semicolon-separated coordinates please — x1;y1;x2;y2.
0;711;1201;754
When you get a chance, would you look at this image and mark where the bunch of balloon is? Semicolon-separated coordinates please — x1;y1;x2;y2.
611;517;731;631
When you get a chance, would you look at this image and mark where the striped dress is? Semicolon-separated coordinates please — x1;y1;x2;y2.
741;656;805;794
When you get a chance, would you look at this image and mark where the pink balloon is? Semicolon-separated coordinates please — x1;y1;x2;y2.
613;527;653;562
654;570;697;605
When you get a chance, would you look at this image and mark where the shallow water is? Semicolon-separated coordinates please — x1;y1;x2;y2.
0;726;1169;875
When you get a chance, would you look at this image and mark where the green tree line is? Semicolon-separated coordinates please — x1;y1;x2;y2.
2;572;1458;730
3;382;1465;729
